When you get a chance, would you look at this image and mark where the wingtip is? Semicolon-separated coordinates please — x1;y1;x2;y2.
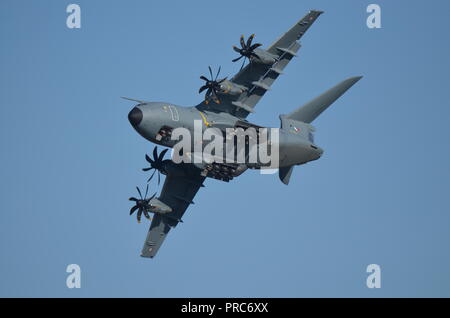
346;76;363;83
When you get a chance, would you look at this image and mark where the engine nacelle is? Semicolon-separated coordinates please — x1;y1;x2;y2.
252;48;278;65
148;198;172;214
219;80;247;96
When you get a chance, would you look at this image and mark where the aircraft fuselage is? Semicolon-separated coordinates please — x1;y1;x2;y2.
128;102;323;174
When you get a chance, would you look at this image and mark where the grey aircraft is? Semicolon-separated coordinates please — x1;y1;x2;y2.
125;10;362;258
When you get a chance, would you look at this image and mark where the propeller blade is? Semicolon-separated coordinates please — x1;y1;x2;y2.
147;169;156;183
130;205;138;215
232;55;244;63
246;34;255;47
129;197;138;202
208;66;213;80
142;167;152;172
200;75;209;82
240;35;246;48
233;46;241;54
145;154;154;164
211;89;220;104
148;192;157;201
218;77;228;83
199;85;208;94
199;85;209;93
157;171;161;185
153;147;158;161
205;88;212;99
249;43;262;51
144;210;150;219
240;57;246;71
215;66;221;81
137;208;142;222
158;148;168;161
144;184;149;199
136;186;142;199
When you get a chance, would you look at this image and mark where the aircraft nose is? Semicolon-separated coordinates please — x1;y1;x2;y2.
310;144;324;159
128;107;143;127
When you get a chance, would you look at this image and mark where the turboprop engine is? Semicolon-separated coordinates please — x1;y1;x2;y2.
218;80;247;96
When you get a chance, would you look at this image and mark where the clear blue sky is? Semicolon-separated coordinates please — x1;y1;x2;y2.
1;0;450;297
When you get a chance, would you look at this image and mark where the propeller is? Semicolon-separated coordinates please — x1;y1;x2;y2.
129;184;156;223
199;66;227;104
143;146;169;184
232;34;262;70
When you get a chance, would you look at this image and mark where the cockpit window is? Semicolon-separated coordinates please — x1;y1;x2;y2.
168;105;179;121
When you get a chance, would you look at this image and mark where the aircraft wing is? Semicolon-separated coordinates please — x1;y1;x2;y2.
140;165;206;258
226;10;323;118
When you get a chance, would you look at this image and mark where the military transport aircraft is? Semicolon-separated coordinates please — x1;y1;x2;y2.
124;10;362;258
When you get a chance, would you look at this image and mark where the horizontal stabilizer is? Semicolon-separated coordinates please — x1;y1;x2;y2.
287;76;362;123
279;165;295;185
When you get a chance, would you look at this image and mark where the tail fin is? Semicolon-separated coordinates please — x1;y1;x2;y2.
287;76;362;123
278;76;362;185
